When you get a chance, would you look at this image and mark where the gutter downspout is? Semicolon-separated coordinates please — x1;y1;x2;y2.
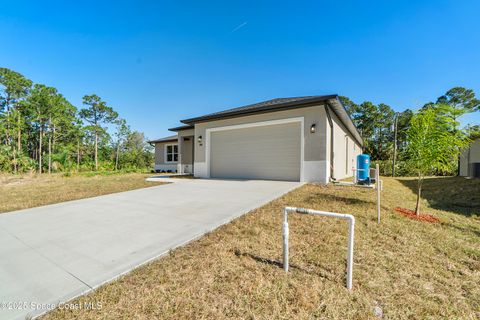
325;102;335;181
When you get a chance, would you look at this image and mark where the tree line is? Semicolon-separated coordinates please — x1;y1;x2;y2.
0;67;153;174
2;67;479;178
340;87;480;176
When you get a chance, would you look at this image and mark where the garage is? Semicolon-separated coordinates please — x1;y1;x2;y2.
209;121;301;181
164;95;363;183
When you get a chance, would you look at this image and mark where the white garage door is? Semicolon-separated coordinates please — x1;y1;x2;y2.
210;122;301;181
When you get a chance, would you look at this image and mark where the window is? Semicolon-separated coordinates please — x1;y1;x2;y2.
165;144;178;162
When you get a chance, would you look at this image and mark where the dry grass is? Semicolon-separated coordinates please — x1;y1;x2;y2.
43;177;480;319
0;172;164;213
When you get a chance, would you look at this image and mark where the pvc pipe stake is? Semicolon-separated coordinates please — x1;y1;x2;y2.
376;164;381;224
282;207;355;290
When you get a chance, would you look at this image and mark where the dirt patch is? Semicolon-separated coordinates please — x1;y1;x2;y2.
394;207;440;223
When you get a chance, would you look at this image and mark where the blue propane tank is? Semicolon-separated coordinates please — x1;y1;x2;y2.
357;154;370;183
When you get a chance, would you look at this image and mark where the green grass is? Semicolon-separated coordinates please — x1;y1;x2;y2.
0;172;164;213
42;176;480;319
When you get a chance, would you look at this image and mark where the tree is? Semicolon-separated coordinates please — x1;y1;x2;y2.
26;84;59;173
46;93;77;173
376;103;395;160
6;107;23;172
396;109;413;151
0;68;32;172
120;131;153;169
0;67;155;174
341;97;399;163
71;119;86;172
112;118;130;170
339;96;360;121
79;94;118;171
355;101;381;157
0;68;32;115
436;87;480;132
404;108;468;215
465;125;480;140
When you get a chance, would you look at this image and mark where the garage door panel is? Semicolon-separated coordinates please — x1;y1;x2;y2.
210;122;301;181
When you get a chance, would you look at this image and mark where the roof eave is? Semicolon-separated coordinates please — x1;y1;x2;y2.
326;97;364;147
175;94;363;148
180;95;338;124
168;125;194;132
147;138;178;144
147;134;179;144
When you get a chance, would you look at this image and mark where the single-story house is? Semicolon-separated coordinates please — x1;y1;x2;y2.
148;95;363;183
460;138;480;178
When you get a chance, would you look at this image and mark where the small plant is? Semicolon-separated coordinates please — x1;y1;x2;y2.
404;108;469;215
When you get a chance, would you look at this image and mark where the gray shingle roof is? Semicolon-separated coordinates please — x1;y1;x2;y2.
147;135;178;144
180;95;337;124
168;94;363;147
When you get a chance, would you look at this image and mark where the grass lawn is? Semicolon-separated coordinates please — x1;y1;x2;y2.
43;177;479;319
0;172;164;213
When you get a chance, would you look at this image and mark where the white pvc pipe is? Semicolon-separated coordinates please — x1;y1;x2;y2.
282;207;355;290
376;164;381;224
282;208;289;273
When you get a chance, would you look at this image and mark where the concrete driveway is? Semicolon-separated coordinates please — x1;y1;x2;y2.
0;178;300;320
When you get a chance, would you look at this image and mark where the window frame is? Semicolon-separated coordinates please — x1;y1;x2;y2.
164;143;179;163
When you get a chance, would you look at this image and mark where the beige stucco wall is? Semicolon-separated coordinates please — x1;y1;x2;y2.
460;139;480;177
154;141;178;165
153;140;179;171
330;111;362;180
154;142;166;164
152;130;195;173
190;103;361;182
192;104;330;182
177;129;194;173
178;129;194;137
181;138;193;164
194;104;327;162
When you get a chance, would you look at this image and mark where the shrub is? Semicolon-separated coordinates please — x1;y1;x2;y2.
371;159;451;177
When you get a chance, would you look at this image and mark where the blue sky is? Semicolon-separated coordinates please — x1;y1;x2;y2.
1;0;479;139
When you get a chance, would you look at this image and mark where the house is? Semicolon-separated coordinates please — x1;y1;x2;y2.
460;138;480;178
148;95;363;183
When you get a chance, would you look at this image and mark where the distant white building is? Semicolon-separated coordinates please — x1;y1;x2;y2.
460;138;480;178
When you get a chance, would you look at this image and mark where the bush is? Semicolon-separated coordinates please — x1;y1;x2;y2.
16;153;37;173
371;159;457;177
0;146;37;173
0;145;13;171
371;160;411;176
98;161;115;172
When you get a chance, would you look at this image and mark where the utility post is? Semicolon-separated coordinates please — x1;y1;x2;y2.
392;112;399;177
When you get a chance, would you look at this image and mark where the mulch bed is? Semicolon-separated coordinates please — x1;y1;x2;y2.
394;207;440;223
